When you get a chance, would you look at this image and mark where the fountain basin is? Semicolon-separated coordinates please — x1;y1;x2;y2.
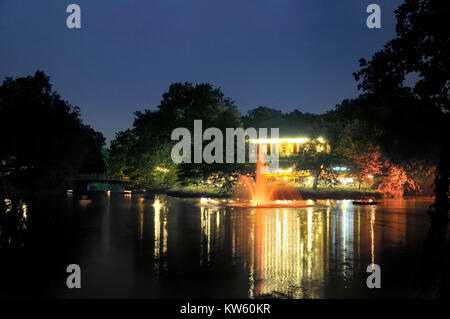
227;200;313;208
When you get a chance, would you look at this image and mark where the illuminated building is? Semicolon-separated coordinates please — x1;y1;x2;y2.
249;137;330;157
248;137;331;181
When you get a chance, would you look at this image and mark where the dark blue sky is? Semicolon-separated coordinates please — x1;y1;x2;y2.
0;0;403;143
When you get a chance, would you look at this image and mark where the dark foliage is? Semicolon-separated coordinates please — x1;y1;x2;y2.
353;0;449;215
0;71;105;191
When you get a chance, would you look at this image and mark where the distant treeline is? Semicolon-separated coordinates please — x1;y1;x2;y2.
107;81;440;196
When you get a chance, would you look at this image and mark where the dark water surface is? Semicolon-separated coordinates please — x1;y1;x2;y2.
0;194;436;298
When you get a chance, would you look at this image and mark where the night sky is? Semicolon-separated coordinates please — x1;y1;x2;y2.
0;0;403;143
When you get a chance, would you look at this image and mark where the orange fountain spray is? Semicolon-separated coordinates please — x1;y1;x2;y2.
228;145;310;208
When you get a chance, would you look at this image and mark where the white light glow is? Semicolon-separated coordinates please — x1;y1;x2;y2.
249;137;310;144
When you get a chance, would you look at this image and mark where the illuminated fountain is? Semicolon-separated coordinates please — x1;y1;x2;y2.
227;146;312;208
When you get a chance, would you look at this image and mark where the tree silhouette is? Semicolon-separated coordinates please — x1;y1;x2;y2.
354;0;449;218
0;71;105;191
109;82;243;189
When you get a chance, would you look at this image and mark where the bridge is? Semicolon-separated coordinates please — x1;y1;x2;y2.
72;174;132;194
73;174;131;183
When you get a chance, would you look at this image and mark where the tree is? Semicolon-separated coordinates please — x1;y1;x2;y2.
138;144;179;188
283;110;326;138
109;82;243;189
353;0;450;217
350;145;383;190
0;71;105;191
101;147;110;175
292;142;336;191
243;107;326;138
378;162;416;198
109;129;139;179
403;159;435;196
156;82;242;132
242;106;285;130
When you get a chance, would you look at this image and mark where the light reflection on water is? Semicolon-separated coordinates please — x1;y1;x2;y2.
152;196;168;273
195;198;416;298
199;204;353;298
0;194;432;298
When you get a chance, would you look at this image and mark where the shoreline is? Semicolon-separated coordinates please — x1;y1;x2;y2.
164;187;384;200
1;184;431;201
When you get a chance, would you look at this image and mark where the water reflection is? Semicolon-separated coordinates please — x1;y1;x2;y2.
369;207;376;271
0;194;432;298
198;199;413;298
153;196;168;273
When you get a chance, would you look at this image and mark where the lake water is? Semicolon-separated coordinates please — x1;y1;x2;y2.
0;194;439;298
